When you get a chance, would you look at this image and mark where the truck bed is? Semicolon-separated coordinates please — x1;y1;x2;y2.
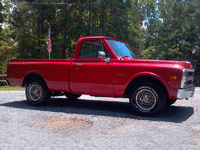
7;59;72;92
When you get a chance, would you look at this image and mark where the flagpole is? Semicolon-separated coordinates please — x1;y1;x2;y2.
46;25;52;59
49;51;50;59
49;26;51;59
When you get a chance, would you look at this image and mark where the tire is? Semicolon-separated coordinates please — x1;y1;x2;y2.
26;80;50;106
166;99;177;106
65;93;81;100
129;82;166;116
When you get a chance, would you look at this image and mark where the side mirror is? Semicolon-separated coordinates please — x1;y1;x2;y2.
98;51;110;63
105;58;110;63
98;51;106;58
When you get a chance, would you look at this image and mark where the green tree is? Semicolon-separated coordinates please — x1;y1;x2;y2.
0;1;4;36
142;0;200;85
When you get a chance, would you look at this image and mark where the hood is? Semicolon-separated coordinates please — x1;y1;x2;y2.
119;58;193;69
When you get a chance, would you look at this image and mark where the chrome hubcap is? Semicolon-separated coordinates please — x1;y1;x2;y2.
28;83;43;102
136;89;157;111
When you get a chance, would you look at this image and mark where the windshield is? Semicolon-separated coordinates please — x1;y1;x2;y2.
106;39;137;58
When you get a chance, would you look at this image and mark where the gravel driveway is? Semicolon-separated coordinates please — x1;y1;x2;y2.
0;88;200;150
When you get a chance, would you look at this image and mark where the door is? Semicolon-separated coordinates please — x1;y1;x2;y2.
70;40;114;96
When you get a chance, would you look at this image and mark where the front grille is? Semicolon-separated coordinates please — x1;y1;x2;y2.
188;71;194;76
186;70;194;85
186;80;193;85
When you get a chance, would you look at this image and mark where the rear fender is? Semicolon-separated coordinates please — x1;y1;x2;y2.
22;71;46;87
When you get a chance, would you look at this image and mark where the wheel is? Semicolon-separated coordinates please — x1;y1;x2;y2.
65;93;81;100
26;80;50;106
129;82;166;116
166;99;177;106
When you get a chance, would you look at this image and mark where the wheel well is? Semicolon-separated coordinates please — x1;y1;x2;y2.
124;76;169;99
22;73;47;87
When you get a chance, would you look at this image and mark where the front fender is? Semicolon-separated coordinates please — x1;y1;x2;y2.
125;71;171;94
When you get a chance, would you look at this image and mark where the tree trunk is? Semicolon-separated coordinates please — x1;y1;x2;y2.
89;0;92;36
37;21;41;57
41;4;44;46
62;28;66;59
102;5;105;34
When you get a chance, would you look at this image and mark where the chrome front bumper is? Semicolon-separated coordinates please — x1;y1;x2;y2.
177;86;195;99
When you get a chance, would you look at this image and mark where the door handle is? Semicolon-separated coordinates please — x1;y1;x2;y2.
75;63;83;66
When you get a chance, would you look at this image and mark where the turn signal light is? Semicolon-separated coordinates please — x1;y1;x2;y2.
169;76;177;80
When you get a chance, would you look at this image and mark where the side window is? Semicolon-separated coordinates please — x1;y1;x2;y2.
79;40;102;58
79;40;112;58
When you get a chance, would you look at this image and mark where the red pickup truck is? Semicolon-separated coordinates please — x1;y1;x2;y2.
7;36;195;116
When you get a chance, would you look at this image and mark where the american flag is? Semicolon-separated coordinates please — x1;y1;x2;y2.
46;28;52;53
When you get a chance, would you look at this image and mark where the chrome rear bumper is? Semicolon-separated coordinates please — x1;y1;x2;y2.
177;86;195;99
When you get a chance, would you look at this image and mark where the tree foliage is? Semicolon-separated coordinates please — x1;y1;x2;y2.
142;0;200;85
4;0;145;59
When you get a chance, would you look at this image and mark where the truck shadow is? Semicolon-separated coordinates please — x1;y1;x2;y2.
0;97;194;123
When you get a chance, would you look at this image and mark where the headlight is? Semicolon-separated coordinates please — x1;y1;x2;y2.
180;69;194;88
181;69;187;88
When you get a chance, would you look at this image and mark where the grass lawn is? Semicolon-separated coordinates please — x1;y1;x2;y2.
0;86;25;91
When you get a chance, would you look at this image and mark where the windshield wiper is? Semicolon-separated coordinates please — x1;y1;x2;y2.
122;56;129;58
122;56;137;59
